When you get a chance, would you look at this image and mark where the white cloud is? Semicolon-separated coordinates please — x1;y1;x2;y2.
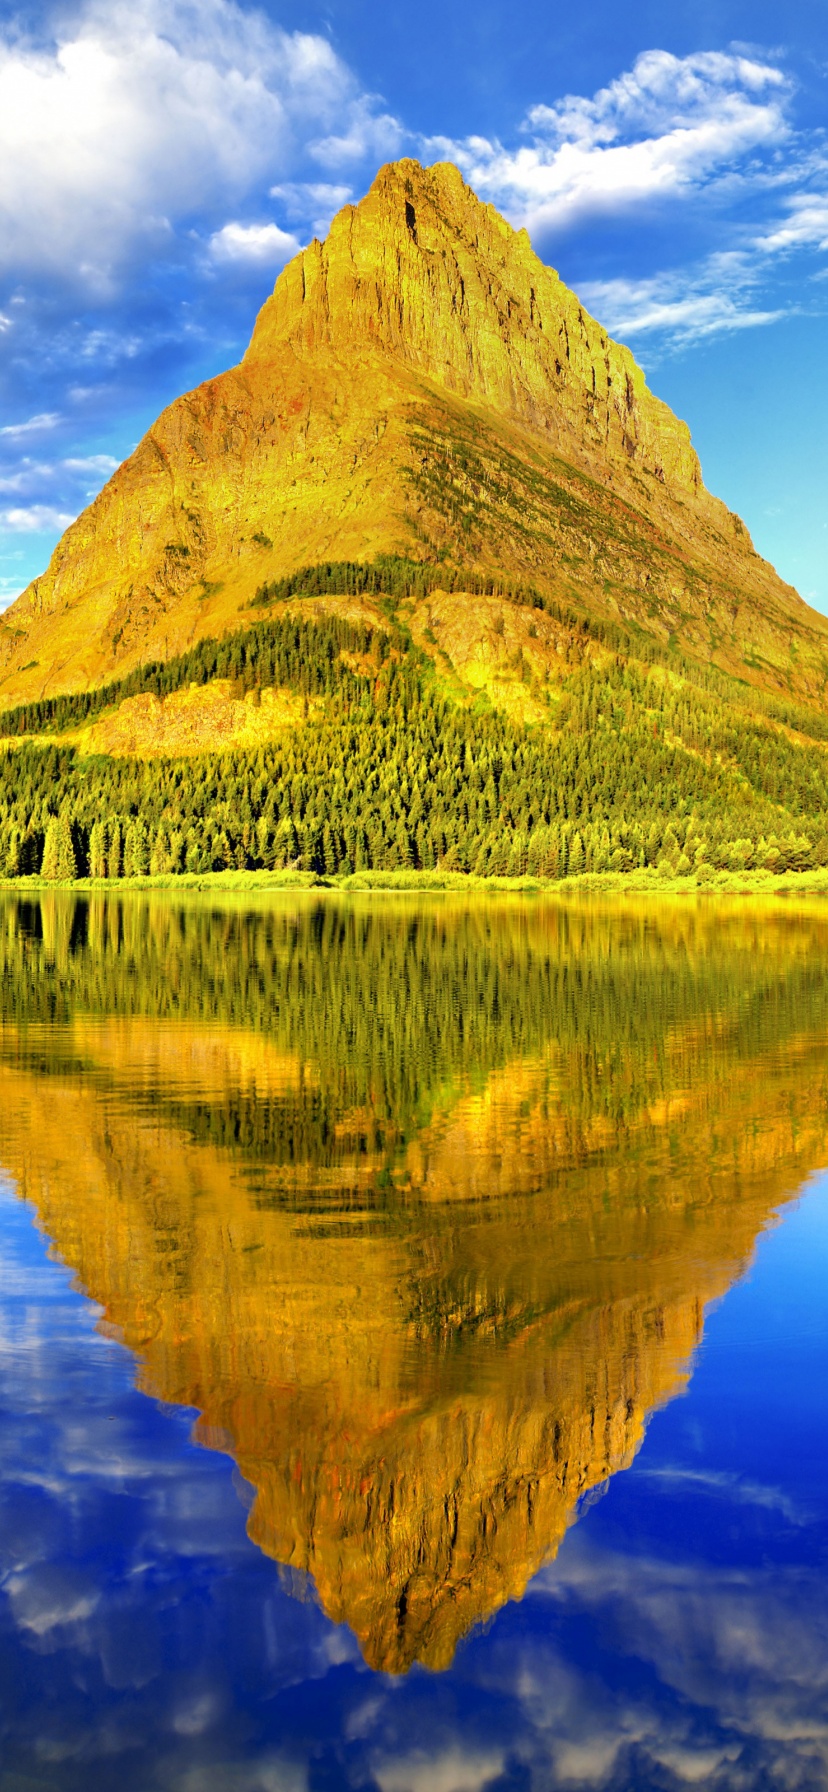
208;220;302;266
311;95;404;168
0;0;397;286
270;180;353;236
525;49;786;147
0;505;76;532
63;454;120;474
416;51;816;356
270;181;353;211
580;270;785;349
756;192;828;252
426;50;790;235
0;464;53;495
78;329;142;363
0;412;62;438
528;1536;828;1777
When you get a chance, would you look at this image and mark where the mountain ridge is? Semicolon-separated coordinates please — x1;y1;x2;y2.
1;157;824;713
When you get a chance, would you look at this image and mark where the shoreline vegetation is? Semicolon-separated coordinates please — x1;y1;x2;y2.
6;866;828;898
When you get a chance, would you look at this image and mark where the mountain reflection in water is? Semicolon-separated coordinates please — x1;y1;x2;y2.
1;891;827;1687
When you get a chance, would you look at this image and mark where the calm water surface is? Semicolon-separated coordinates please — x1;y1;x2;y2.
1;891;828;1790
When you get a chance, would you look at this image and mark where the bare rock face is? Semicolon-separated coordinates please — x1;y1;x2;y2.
0;158;824;709
248;159;701;491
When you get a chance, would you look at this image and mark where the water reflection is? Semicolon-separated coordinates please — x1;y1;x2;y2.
1;892;827;1685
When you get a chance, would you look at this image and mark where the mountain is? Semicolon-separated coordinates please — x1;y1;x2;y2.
2;160;828;887
1;157;826;708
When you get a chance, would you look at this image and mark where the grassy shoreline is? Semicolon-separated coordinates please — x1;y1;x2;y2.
4;865;828;898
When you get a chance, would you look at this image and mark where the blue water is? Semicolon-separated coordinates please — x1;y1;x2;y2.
2;1175;828;1790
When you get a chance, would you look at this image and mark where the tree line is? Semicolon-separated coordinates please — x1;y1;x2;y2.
1;580;828;882
8;555;823;743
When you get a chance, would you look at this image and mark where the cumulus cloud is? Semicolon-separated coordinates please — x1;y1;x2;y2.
0;0;400;286
426;50;790;235
0;504;76;531
209;220;303;266
414;48;828;354
0;451;120;553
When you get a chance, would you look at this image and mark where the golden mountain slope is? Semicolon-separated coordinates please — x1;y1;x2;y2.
2;158;826;710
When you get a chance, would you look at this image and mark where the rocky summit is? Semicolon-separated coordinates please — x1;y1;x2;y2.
2;157;826;711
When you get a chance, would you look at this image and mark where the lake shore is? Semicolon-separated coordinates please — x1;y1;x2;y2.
4;865;828;897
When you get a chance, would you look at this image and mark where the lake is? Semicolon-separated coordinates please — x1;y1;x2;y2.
1;890;828;1791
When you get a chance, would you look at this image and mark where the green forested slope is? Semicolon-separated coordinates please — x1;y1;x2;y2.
2;563;828;882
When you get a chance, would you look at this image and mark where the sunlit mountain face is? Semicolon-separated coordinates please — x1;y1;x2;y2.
1;891;826;1682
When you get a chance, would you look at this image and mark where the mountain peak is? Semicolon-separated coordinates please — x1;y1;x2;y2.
246;156;702;498
0;158;820;708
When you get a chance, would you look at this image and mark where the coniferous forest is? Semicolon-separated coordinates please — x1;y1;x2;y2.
2;559;828;883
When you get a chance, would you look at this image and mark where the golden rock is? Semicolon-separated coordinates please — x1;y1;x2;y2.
1;159;825;716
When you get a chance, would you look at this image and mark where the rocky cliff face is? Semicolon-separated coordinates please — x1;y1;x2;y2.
247;159;701;491
1;159;825;711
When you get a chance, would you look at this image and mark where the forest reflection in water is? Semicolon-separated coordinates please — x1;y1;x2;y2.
1;888;827;1693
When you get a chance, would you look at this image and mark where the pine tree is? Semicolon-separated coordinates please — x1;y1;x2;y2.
89;820;108;880
107;820;122;880
40;814;76;881
150;825;170;876
57;815;77;879
4;829;21;877
40;820;60;881
569;832;585;877
255;815;274;868
322;823;337;877
123;818;149;877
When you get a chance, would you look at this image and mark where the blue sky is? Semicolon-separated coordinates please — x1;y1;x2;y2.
0;0;826;611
